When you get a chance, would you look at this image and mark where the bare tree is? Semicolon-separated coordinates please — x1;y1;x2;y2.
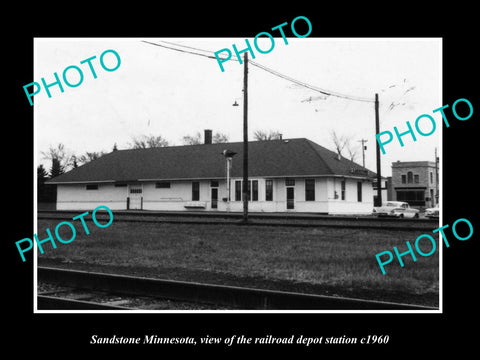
330;131;360;163
41;143;74;175
253;130;282;141
76;151;107;165
182;132;230;145
129;134;169;149
182;132;203;145
345;142;358;162
330;130;349;158
212;132;230;144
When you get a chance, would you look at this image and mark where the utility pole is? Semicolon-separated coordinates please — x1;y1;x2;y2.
242;52;249;223
375;93;382;207
358;138;368;168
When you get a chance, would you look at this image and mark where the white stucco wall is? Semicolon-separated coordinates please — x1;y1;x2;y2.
325;178;374;214
57;183;127;210
56;177;374;214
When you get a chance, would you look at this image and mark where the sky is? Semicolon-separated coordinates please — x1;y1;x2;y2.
34;37;442;177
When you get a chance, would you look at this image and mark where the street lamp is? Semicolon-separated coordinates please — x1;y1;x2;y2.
222;149;237;210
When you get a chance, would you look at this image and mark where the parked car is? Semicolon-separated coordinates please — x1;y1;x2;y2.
373;201;420;218
425;204;439;218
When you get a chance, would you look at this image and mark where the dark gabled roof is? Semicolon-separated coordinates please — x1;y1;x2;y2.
47;138;376;184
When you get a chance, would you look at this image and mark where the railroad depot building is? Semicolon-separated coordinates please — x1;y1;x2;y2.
47;136;376;214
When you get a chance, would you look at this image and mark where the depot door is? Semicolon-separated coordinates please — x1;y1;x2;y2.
128;184;143;210
286;187;294;210
211;188;218;209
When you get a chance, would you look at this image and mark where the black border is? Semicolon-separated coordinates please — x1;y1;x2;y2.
6;5;478;356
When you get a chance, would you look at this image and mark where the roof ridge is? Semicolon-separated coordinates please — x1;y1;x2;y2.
112;138;310;152
303;139;334;175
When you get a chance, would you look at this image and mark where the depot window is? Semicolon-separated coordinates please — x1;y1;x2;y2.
234;180;258;201
86;184;98;190
265;179;273;201
155;182;171;188
305;179;315;201
192;181;200;201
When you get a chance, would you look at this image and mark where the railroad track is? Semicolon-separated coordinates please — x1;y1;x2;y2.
37;266;436;311
38;210;438;231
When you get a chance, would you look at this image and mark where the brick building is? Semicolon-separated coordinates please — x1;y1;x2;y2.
391;161;439;209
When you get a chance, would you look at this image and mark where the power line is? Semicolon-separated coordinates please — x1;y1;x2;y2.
141;40;222;61
159;40;239;61
141;40;374;103
249;60;374;103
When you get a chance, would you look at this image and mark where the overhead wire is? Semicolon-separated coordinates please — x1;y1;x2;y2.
141;40;222;61
158;40;239;61
141;39;374;103
249;60;374;103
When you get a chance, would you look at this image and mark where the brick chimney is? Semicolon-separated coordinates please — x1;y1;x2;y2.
204;129;212;144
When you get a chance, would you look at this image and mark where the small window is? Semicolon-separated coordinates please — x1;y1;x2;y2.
265;179;273;201
414;174;419;184
357;181;362;202
401;175;406;184
285;179;295;186
114;183;127;187
130;188;142;194
86;184;98;190
341;180;346;200
155;182;171;189
210;180;219;187
305;179;315;201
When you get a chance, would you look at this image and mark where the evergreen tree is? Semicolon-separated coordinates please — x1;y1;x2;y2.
37;165;48;202
50;158;63;178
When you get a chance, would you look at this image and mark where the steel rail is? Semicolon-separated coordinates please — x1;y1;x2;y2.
38;212;437;231
38;209;438;223
37;295;130;310
38;266;436;311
